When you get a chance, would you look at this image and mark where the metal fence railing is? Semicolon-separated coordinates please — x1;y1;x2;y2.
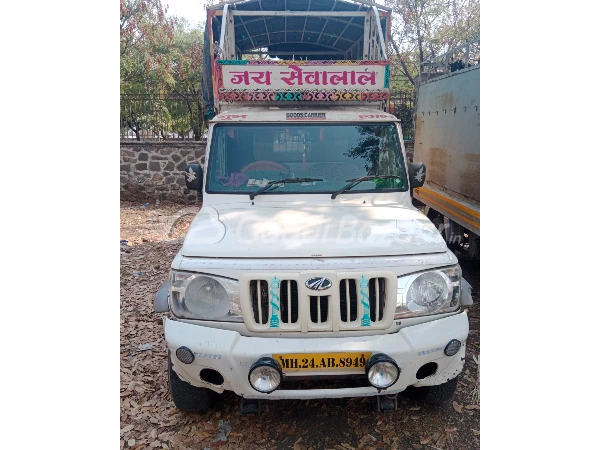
120;94;208;141
389;89;415;140
121;91;415;141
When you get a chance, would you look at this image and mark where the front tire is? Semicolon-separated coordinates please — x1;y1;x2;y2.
412;376;459;404
168;354;216;411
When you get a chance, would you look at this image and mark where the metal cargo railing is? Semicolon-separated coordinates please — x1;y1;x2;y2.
419;39;480;80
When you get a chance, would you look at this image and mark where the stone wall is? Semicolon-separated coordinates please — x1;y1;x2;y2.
120;142;206;204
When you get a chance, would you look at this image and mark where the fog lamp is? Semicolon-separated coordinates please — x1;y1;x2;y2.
444;339;462;356
175;346;194;364
366;354;400;389
248;358;282;393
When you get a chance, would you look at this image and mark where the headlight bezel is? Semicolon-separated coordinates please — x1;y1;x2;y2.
395;264;462;319
169;270;243;322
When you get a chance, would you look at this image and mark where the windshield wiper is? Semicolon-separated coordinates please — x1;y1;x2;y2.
249;178;324;200
331;175;405;199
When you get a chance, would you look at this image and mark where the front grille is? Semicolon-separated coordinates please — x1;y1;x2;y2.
339;277;386;325
250;280;269;325
309;295;329;324
339;279;358;322
368;278;386;322
244;273;392;332
280;280;299;324
250;279;299;326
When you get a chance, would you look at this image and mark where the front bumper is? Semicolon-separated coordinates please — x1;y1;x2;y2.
165;312;468;400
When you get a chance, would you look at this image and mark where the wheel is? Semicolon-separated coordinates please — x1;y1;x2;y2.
168;353;216;411
411;376;459;404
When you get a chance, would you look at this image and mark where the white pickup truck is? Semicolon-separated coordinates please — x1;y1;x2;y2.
153;0;472;413
154;107;472;412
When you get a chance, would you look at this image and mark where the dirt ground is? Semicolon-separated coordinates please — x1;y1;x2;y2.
120;202;480;450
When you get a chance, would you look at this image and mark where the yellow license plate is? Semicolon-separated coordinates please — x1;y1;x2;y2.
273;352;372;372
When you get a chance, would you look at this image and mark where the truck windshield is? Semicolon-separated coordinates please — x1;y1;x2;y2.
206;123;408;195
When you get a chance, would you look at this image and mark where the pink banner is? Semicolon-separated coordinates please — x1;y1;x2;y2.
220;63;386;91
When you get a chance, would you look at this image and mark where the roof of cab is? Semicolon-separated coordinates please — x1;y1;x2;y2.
210;106;399;123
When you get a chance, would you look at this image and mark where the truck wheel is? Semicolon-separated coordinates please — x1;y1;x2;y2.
168;354;216;411
412;376;459;404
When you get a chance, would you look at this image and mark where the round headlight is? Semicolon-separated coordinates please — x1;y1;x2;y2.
407;271;449;312
184;275;231;319
248;358;282;393
366;354;400;389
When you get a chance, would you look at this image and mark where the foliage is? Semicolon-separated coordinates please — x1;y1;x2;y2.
393;101;415;139
120;0;177;93
121;1;207;139
170;23;203;95
170;24;208;139
384;0;480;86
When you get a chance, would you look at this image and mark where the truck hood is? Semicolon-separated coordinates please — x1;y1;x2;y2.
181;203;447;258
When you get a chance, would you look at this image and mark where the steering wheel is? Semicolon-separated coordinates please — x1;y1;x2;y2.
241;160;291;175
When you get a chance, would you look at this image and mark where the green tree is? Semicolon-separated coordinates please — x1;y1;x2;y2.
120;0;177;92
121;3;209;140
121;0;178;139
385;0;480;86
170;23;207;140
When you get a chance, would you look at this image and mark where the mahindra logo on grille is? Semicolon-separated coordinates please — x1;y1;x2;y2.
305;277;332;291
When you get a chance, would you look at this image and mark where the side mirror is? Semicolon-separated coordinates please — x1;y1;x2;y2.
408;162;426;189
184;164;203;191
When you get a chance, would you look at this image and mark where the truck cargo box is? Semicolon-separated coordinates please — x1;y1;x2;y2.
413;40;480;238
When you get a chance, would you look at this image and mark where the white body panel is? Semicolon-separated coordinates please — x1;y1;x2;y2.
181;202;447;258
212;106;397;123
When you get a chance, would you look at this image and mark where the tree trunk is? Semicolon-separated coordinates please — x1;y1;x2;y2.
391;39;416;86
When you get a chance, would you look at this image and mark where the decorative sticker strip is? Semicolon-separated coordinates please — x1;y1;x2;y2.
269;276;281;328
384;65;390;89
274;92;303;101
218;90;389;102
216;60;249;65
360;275;371;327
